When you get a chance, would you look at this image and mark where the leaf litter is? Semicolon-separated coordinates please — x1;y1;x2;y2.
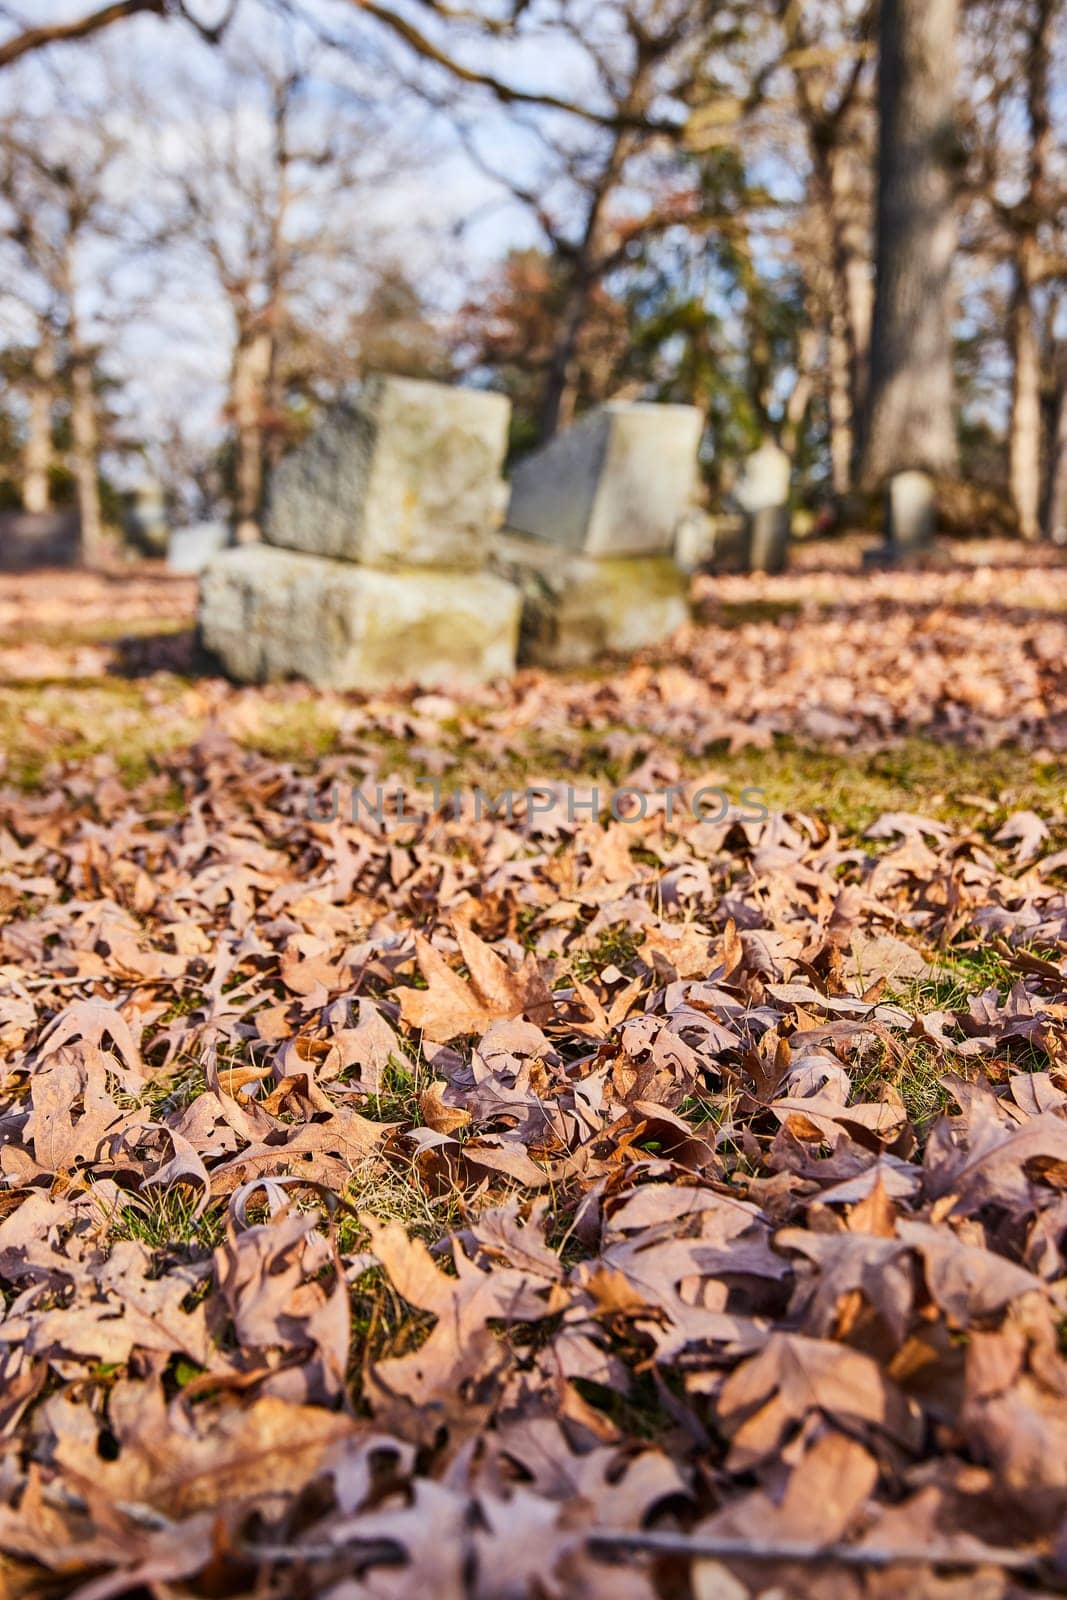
0;553;1064;1597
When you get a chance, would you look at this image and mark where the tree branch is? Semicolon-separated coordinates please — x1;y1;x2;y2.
0;0;236;69
0;0;163;68
335;0;685;134
585;1528;1040;1574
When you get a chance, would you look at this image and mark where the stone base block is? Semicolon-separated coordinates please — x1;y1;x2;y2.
493;534;691;669
199;546;520;690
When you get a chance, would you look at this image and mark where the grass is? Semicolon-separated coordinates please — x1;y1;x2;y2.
0;642;1062;842
0;676;199;789
0;614;192;650
102;1184;224;1254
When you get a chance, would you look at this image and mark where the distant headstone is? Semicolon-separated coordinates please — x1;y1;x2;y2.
506;401;703;558
168;521;229;574
887;469;936;549
734;440;791;573
200;546;521;691
734;440;791;515
0;511;80;570
749;505;790;574
266;375;510;569
126;480;169;556
494;534;689;669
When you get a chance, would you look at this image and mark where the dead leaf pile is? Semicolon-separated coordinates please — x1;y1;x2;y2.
0;554;1064;1597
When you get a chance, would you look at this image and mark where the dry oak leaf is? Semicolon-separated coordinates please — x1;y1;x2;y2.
419;1079;471;1135
396;927;554;1043
716;1332;923;1470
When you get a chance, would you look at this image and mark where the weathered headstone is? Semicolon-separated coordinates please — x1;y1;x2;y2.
168;521;229;574
200;379;522;691
506;401;703;557
862;469;939;569
125;480;169;557
0;511;80;570
887;469;936;549
734;440;791;515
495;401;700;665
200;546;521;691
735;440;791;574
266;375;510;569
494;534;689;669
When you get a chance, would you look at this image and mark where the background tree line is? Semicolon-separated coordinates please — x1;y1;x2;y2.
1;0;1065;557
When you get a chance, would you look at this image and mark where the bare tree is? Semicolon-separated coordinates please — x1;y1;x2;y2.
0;0;236;70
22;323;56;513
777;0;873;496
434;0;766;444
154;38;391;538
0;113;123;561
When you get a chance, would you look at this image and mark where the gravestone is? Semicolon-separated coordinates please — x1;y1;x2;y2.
497;401;701;665
125;480;169;557
506;401;703;557
0;511;80;570
494;534;690;669
199;378;522;691
168;521;229;574
887;469;936;549
200;546;520;691
735;440;791;574
266;375;511;569
862;470;939;570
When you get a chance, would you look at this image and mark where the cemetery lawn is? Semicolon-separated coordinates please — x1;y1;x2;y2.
0;541;1066;1595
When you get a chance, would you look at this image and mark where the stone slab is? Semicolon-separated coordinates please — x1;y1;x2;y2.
266;376;511;569
199;546;521;690
505;401;703;558
493;532;691;669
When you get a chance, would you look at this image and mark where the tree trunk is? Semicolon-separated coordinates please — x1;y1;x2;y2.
231;321;273;544
537;279;590;444
1010;0;1054;539
782;326;818;462
69;342;104;566
1009;250;1043;540
825;142;873;474
860;0;960;485
23;327;55;515
1043;351;1067;544
536;114;633;446
808;154;864;499
827;304;854;497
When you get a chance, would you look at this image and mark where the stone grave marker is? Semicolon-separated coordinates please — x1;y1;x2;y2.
735;440;791;574
266;375;511;569
506;401;703;558
496;401;702;666
199;377;521;691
